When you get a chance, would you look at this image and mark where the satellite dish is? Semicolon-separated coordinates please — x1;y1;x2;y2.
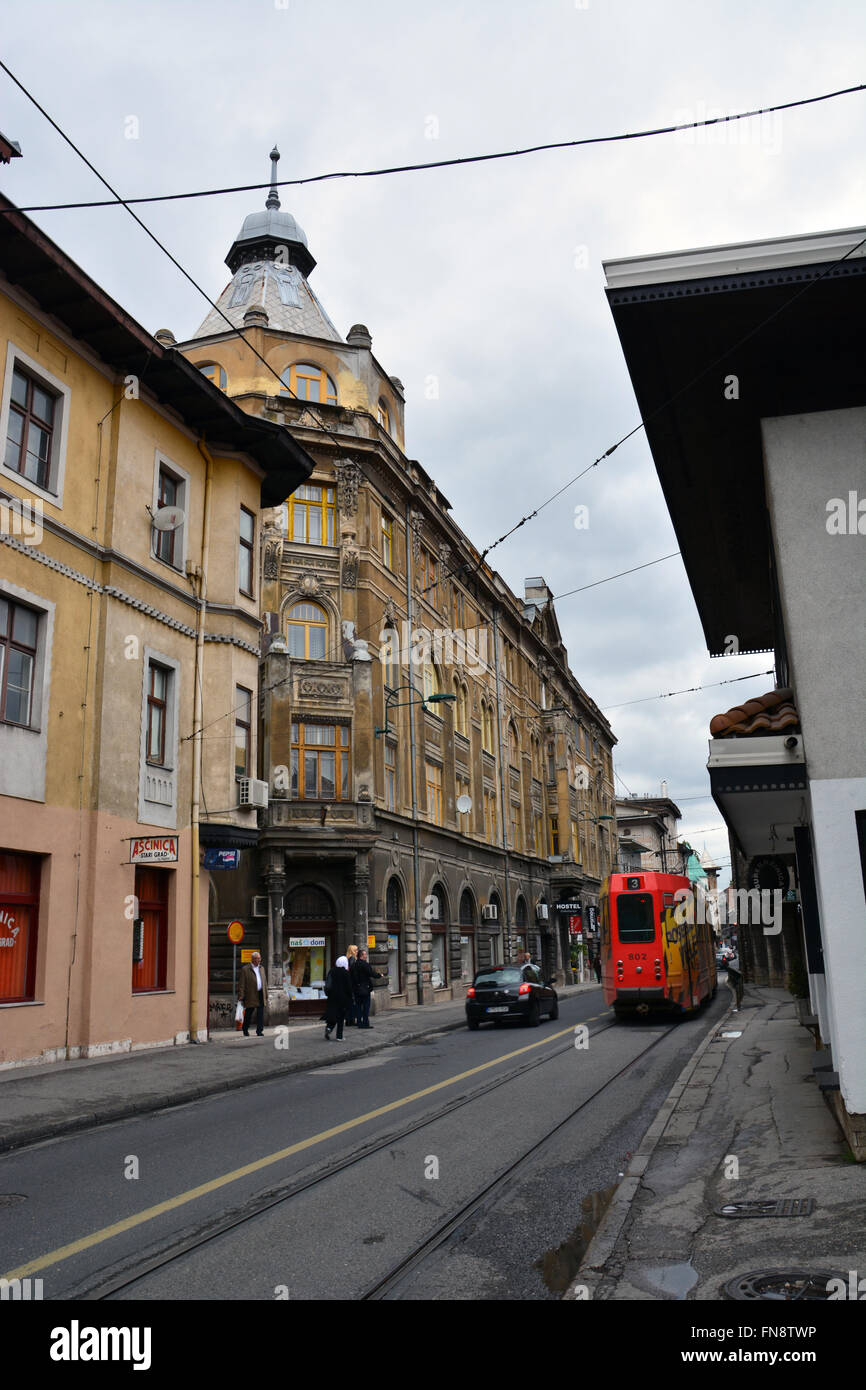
151;505;186;532
456;794;472;814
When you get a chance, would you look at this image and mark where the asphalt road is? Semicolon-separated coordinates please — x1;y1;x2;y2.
0;989;727;1301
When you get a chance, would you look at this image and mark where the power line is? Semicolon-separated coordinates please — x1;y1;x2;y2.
4;82;864;213
551;552;680;601
603;668;774;711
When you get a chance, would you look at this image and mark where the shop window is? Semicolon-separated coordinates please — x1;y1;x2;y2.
281;363;337;405
429;885;447;989
459;888;476;983
132;867;169;993
291;722;350;800
0;850;39;1002
385;877;402;995
287;601;328;659
288;483;335;545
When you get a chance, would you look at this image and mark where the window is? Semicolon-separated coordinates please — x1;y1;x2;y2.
549;816;560;856
423;661;440;702
198;362;227;391
288;484;335;545
5;365;56;491
153;463;186;570
419;548;438;605
484;789;497;842
147;663;170;765
133;867;169;993
425;762;443;825
381;511;393;570
377;400;391;433
510;802;522;853
481;702;494;753
453;586;465;629
533;811;543;856
287;602;327;659
547;742;555;781
457;775;471;823
291;722;350;800
454;680;467;736
281;363;337;405
0;850;40;1002
384;740;397;811
508;724;520;767
571;820;581;863
0;598;37;725
239;507;255;596
235;686;252;779
431;887;447;989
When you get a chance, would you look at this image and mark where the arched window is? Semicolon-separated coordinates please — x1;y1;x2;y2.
430;884;448;990
459;889;476;925
377;399;391;434
287;602;327;659
508;724;520;768
454;680;468;735
386;878;403;922
284;883;335;918
514;895;527;927
198;362;227;391
423;662;440;702
481;702;494;753
281;363;337;405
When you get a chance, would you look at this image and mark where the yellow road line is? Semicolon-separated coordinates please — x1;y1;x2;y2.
2;1022;580;1281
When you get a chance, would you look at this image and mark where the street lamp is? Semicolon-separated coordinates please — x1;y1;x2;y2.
374;683;455;737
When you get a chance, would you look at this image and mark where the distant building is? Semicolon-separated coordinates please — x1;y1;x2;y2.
615;795;684;874
177;154;617;1017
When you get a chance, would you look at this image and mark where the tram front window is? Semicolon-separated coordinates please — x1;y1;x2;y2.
617;893;655;943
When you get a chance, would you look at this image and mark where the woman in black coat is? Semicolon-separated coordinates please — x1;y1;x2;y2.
324;956;354;1040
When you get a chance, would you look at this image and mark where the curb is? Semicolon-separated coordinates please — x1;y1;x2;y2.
563;987;740;1301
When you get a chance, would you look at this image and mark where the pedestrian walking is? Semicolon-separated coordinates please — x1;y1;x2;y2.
324;955;354;1041
238;951;267;1037
346;944;359;1025
592;947;602;984
726;952;744;1010
353;949;383;1029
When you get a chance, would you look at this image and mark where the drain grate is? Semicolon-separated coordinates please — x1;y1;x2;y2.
716;1198;815;1219
724;1269;842;1301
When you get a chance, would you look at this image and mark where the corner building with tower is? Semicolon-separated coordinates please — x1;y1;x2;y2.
177;152;617;1024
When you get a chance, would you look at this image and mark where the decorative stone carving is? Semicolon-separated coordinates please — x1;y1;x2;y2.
440;542;452;572
358;784;371;802
342;546;359;588
383;597;399;627
409;510;424;565
263;540;281;579
299;572;321;596
336;458;363;518
299;679;343;698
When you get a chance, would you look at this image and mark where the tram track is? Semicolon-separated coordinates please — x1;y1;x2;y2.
49;1013;680;1301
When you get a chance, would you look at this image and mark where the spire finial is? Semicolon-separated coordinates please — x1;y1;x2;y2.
266;145;280;211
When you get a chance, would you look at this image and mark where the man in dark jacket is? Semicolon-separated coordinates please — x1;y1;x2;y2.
324;956;354;1041
353;949;383;1029
238;951;268;1037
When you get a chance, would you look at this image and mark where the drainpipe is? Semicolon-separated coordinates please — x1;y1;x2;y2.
404;502;423;1005
190;438;214;1042
492;607;511;962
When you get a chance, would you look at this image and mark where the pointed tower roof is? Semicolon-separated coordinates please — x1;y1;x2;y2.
193;146;343;344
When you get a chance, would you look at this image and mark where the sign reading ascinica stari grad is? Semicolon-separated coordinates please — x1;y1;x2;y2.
129;836;179;864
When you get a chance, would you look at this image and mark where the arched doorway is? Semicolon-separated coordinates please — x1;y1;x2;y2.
459;889;476;983
385;877;403;995
486;890;503;967
429;883;449;991
283;883;337;1015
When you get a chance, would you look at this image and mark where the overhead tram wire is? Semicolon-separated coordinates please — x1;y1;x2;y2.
601;668;774;711
2;61;853;741
4;81;865;214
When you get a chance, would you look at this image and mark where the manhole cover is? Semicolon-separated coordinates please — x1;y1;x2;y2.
724;1269;844;1300
716;1198;815;1219
0;1194;27;1206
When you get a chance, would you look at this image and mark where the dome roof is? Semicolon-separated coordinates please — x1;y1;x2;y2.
225;146;315;278
233;207;309;251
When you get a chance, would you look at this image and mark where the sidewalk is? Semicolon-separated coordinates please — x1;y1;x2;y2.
565;981;866;1302
0;983;596;1155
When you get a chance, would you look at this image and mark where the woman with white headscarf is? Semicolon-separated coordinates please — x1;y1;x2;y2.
324;955;354;1041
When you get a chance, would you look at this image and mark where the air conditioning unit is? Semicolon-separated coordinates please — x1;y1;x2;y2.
252;896;269;918
536;903;549;922
481;904;498;922
238;778;269;809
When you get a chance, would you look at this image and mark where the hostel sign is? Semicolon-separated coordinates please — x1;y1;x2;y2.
129;836;178;864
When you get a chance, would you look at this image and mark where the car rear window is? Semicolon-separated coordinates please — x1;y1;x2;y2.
474;968;522;986
616;893;655;943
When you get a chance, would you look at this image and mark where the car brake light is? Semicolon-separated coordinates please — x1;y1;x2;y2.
466;987;475;999
518;982;531;995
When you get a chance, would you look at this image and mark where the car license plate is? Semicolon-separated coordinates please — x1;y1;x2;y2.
486;1005;508;1013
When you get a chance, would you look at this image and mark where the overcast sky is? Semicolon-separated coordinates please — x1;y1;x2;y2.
3;0;865;887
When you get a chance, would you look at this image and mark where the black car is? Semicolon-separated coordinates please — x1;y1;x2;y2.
465;964;559;1029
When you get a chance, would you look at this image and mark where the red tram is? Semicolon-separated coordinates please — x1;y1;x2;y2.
599;871;717;1017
